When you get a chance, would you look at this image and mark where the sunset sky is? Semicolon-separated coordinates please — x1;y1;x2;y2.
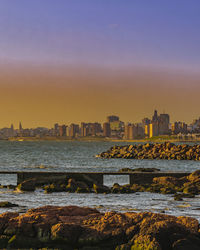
0;1;200;128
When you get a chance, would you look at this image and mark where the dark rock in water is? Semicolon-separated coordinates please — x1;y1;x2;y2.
183;184;199;195
174;193;195;201
44;183;66;193
153;176;182;187
0;185;16;189
93;183;111;194
111;183;121;193
96;142;200;161
0;205;199;249
172;237;200;250
0;201;18;208
174;194;183;201
75;187;90;193
44;178;91;194
6;185;16;189
118;167;160;173
66;178;90;193
17;179;36;192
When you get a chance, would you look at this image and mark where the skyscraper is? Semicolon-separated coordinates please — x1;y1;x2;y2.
19;122;23;132
103;122;111;137
106;115;119;123
59;125;66;136
152;110;158;122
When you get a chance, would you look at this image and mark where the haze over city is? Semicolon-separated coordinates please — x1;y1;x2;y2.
0;1;200;127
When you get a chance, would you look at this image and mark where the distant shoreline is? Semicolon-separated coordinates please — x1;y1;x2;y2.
5;136;200;143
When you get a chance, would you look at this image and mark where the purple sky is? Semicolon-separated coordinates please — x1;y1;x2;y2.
0;0;200;73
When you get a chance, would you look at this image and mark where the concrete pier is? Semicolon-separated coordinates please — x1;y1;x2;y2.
0;171;190;185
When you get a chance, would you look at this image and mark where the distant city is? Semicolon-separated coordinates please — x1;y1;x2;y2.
1;110;200;140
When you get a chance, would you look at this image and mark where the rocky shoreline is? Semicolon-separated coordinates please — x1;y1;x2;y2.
0;205;199;249
8;169;197;201
96;142;200;160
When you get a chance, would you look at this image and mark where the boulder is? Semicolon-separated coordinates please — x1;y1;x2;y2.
66;178;79;192
17;179;36;191
118;167;160;173
44;183;66;193
153;176;181;187
93;184;111;194
96;143;200;161
0;202;18;208
0;206;198;248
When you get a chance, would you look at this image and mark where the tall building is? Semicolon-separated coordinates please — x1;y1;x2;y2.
152;110;158;122
19;122;23;132
142;118;151;127
59;125;66;136
124;123;144;139
191;118;200;132
149;122;159;138
70;124;79;138
10;124;15;137
124;123;135;140
106;115;119;123
11;124;14;131
103;122;111;137
159;114;170;135
54;123;59;136
90;123;102;136
171;122;187;134
81;122;101;137
81;123;88;137
145;110;170;137
145;124;150;137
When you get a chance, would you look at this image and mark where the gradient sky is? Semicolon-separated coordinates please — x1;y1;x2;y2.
0;1;200;128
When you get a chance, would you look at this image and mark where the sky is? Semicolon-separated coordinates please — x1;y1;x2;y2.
0;1;200;128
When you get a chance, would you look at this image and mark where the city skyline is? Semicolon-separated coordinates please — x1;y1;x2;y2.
1;110;199;130
1;111;200;140
0;1;200;127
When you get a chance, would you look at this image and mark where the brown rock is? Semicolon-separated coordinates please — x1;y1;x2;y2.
17;178;36;191
153;176;181;186
0;206;199;249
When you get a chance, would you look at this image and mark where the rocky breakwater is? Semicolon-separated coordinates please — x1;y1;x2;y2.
0;205;200;249
112;170;200;200
15;169;200;200
96;142;200;160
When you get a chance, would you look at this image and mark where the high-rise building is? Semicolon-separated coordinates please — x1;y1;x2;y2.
70;124;79;138
103;122;111;137
149;122;159;138
152;110;158;122
145;124;150;137
81;122;101;137
171;122;187;134
81;123;87;137
142;118;151;127
90;123;102;136
54;123;59;136
19;122;23;132
124;123;144;139
145;110;170;137
106;115;119;123
10;124;15;137
11;124;14;131
159;114;170;135
59;125;66;136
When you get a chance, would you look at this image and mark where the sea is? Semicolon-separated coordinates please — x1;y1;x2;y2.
0;140;200;220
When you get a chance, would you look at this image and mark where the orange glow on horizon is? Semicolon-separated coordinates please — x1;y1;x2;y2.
0;64;199;128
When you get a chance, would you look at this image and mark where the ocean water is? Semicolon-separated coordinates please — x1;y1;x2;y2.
0;141;199;220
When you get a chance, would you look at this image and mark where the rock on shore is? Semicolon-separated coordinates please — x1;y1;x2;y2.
15;169;200;199
0;205;199;249
96;142;200;160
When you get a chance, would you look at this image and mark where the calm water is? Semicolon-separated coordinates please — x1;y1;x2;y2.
0;141;199;220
